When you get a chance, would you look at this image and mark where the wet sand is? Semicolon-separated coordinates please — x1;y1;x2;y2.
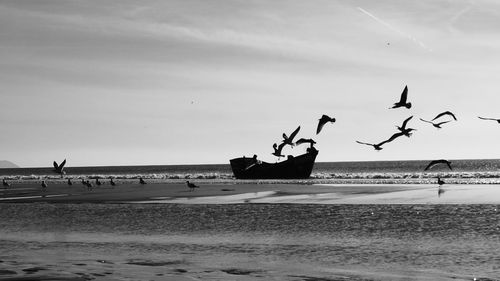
1;181;500;204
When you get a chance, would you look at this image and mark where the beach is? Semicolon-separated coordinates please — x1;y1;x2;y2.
1;181;499;281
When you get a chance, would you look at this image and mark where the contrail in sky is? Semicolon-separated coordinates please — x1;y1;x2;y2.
357;7;432;52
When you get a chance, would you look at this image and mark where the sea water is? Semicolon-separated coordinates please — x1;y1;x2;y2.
0;203;499;280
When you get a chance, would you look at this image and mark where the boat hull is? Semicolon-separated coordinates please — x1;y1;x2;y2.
230;149;318;179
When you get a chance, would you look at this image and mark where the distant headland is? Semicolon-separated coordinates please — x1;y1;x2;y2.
0;160;19;168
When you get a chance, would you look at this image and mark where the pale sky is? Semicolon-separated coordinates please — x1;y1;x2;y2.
1;0;500;167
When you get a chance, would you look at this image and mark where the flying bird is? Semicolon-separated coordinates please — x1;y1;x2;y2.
396;116;416;137
390;85;411;109
432;111;457;121
282;126;300;146
478;116;500;123
356;132;405;150
424;159;452;171
317;115;336;134
420;118;451;129
272;142;286;158
2;179;10;188
53;159;67;175
295;138;316;146
186;180;200;192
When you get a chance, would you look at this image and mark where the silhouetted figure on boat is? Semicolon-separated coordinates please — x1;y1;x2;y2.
67;178;72;186
432;111;457;121
186;180;199;192
424;159;452;171
317;115;336;134
478;116;500;123
3;179;10;188
420;118;451;129
272;142;286;158
53;159;66;175
282;126;300;147
139;177;146;185
356;132;405;151
396;116;417;137
390;85;411;109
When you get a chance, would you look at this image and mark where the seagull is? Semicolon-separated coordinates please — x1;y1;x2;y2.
424;159;452;171
317;115;336;134
139;177;146;184
282;126;300;147
478;116;500;123
2;179;10;188
186;180;200;191
420;118;451;129
295;138;316;146
356;132;405;151
41;180;48;190
272;142;286;158
67;178;72;186
396;116;417;137
437;177;445;186
390;85;411;109
53;159;67;175
110;178;116;186
432;111;457;121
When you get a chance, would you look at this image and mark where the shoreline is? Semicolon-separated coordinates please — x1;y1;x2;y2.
1;181;500;204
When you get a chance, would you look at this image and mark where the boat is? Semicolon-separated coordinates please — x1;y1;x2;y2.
229;147;318;179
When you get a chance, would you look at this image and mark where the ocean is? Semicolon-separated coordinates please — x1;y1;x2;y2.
1;159;500;184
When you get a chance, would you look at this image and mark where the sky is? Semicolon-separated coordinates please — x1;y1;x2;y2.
1;0;500;167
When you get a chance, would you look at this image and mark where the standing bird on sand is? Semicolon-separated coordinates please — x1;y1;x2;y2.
478;116;500;123
437;177;445;186
95;178;102;186
282;126;300;147
67;178;72;186
317;115;336;134
390;85;411;109
295;138;317;146
41;180;48;191
419;118;451;129
356;132;406;151
424;159;452;171
2;179;10;188
85;180;93;190
186;181;200;192
432;111;457;121
139;177;146;185
272;142;286;158
53;159;67;175
110;178;116;186
396;116;417;137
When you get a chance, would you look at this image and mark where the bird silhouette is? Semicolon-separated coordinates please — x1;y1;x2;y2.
186;180;199;191
478;116;500;123
67;178;72;186
356;132;405;150
437;176;445;186
41;180;48;190
295;138;316;146
390;85;411;109
272;142;286;158
95;178;102;186
432;111;457;121
282;126;300;147
424;159;452;171
139;177;146;184
438;187;445;198
317;115;336;134
53;159;67;175
420;118;451;129
85;180;93;190
396;116;417;137
110;178;116;186
2;179;10;188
